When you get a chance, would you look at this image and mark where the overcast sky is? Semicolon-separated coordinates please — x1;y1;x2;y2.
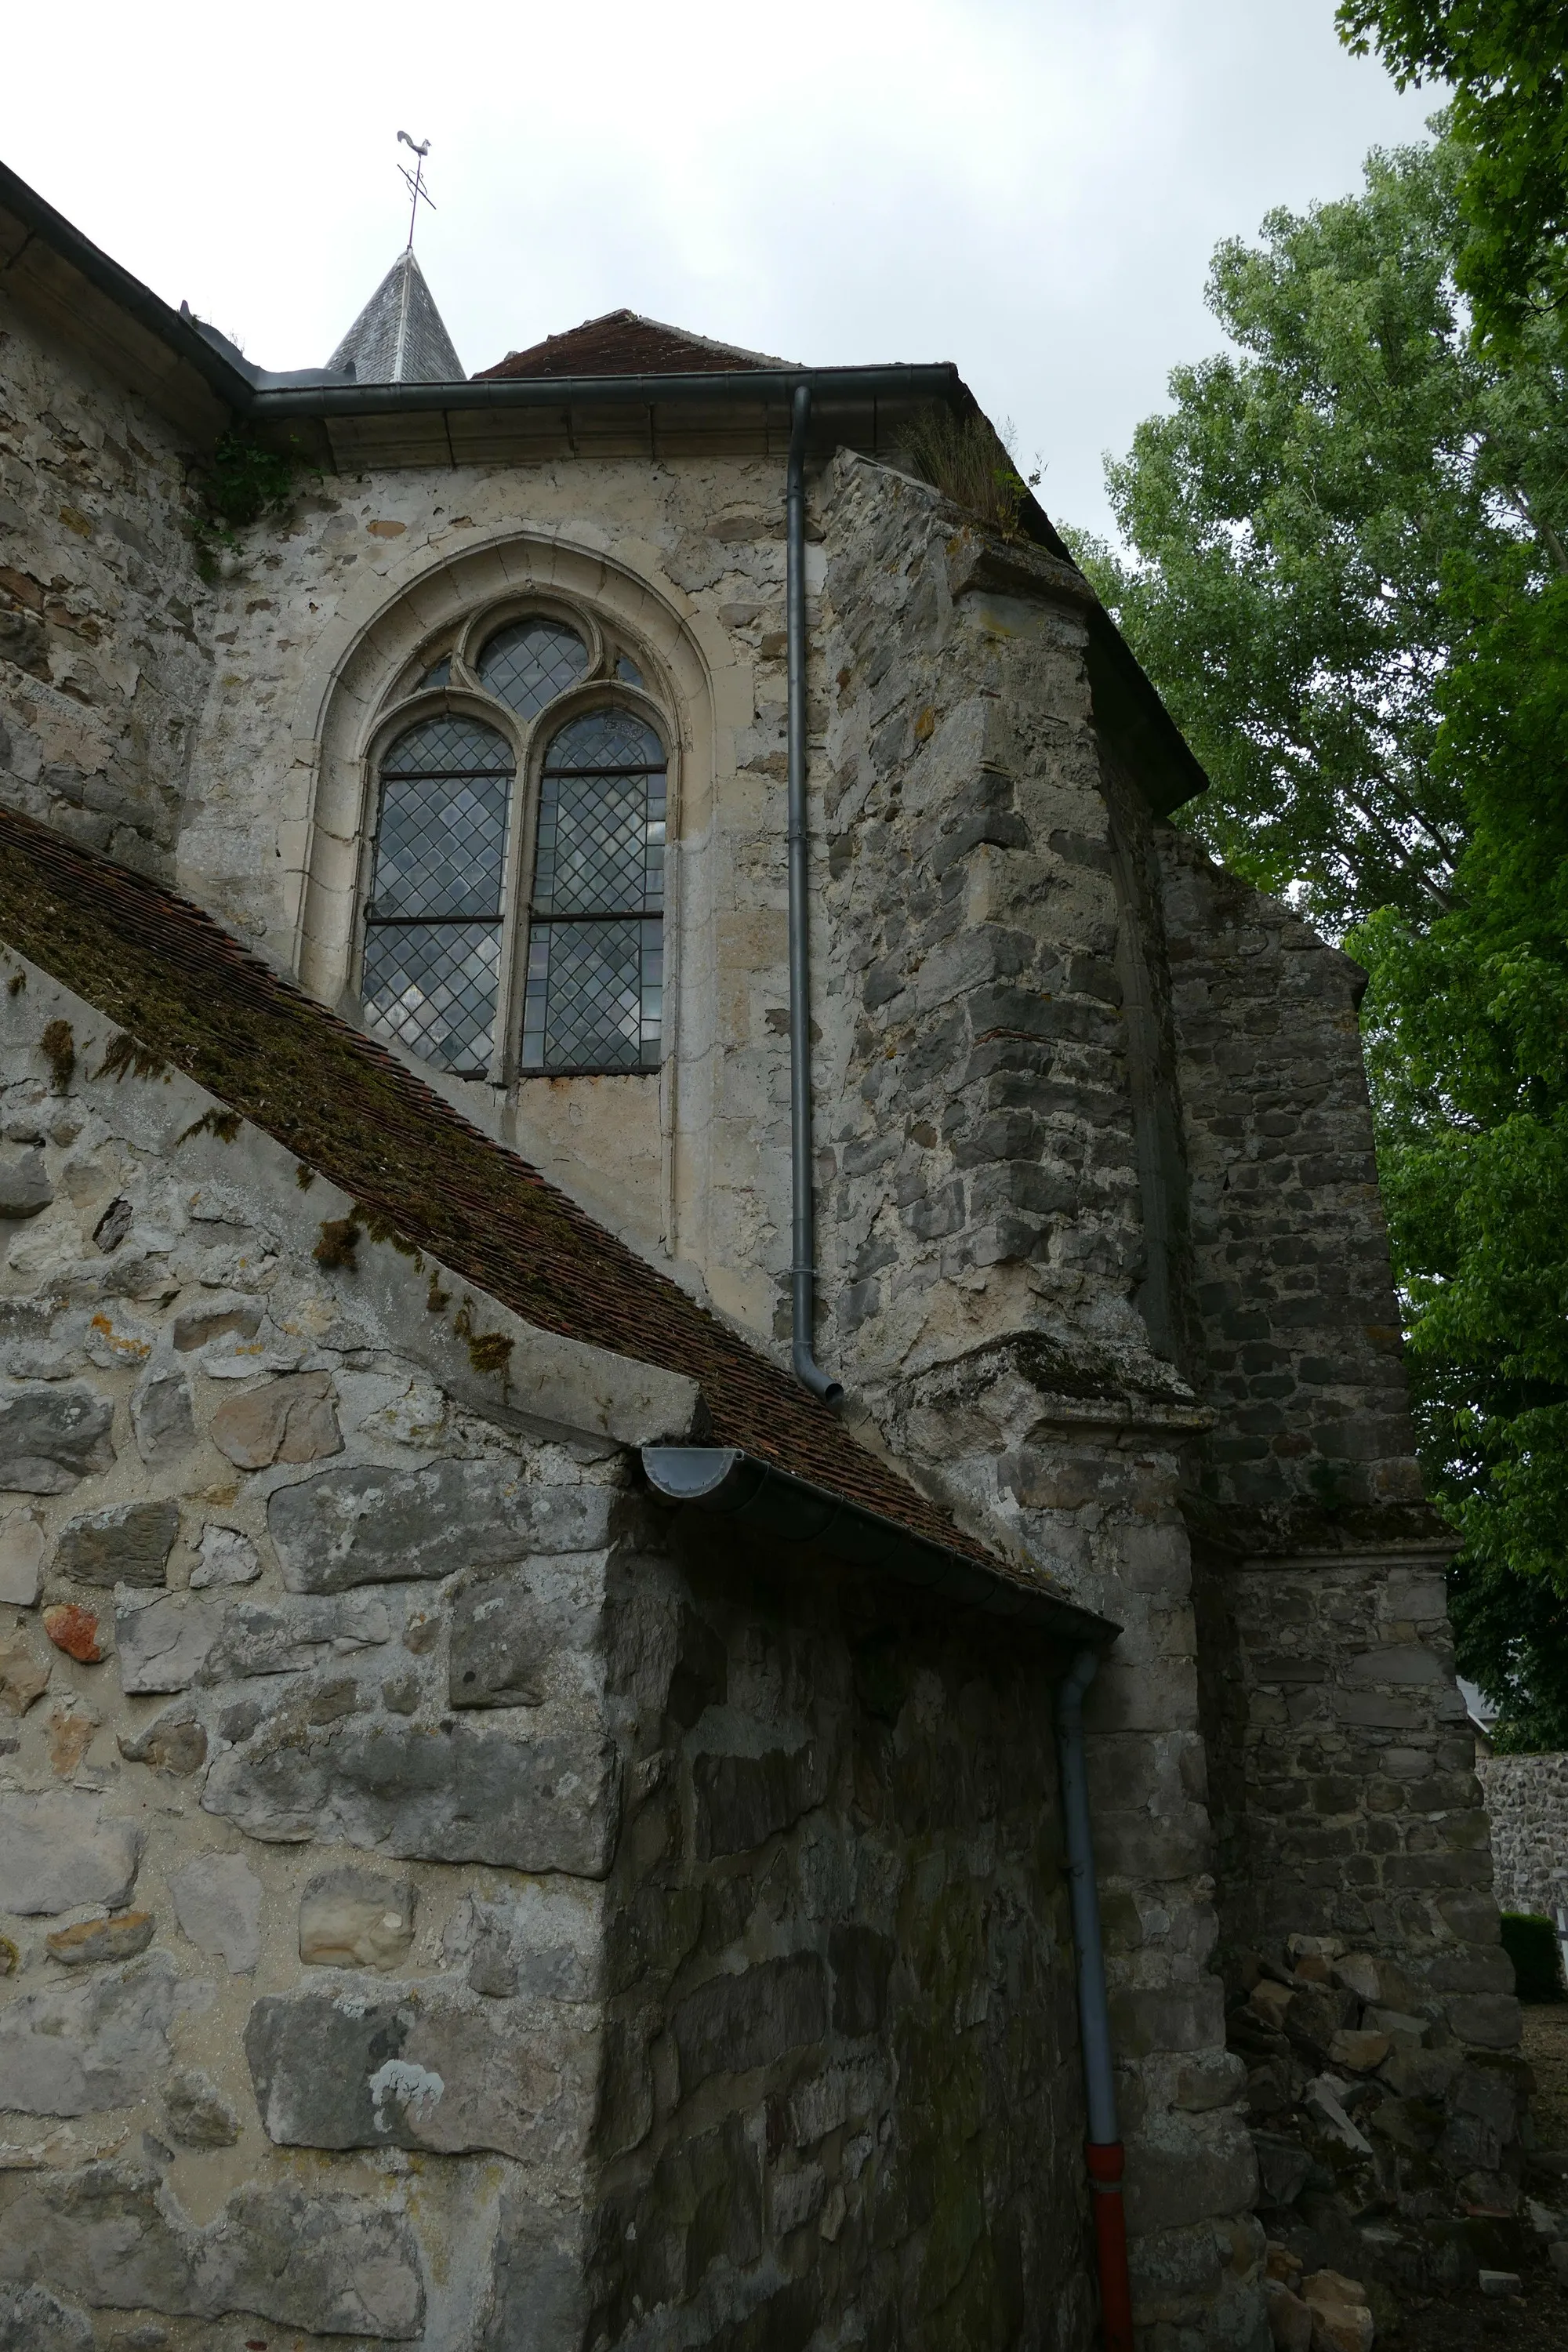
3;0;1439;540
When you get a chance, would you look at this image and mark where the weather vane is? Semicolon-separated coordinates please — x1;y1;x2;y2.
396;132;434;252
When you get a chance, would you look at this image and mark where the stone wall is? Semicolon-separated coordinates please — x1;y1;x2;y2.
0;288;212;879
1479;1752;1568;1922
815;454;1267;2349
590;1516;1094;2351
0;953;1101;2347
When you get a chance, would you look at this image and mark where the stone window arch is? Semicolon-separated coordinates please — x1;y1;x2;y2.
355;596;670;1083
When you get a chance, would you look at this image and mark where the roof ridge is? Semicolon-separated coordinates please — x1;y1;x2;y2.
0;805;1047;1595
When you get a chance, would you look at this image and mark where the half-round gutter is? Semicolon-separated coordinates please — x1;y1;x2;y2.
1056;1647;1134;2352
785;382;841;1404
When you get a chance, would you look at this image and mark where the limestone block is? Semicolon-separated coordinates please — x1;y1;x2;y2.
1448;1994;1522;2049
442;1880;603;2002
45;1704;96;1775
162;2067;241;2147
199;1591;391;1681
671;1954;828;2092
82;1305;155;1372
0;2162;425;2338
0;1509;45;1604
1251;2130;1312;2206
0;1791;140;1913
170;1853;263;1973
1122;2114;1259;2236
0;1383;114;1494
202;1708;622;1875
1343;1643;1443;1686
245;1973;597;2163
172;1296;262;1352
44;1911;155;1965
448;1561;601;1708
0;1628;49;1715
298;1866;416;1969
130;1367;196;1468
782;2056;882;2148
267;1458;535;1592
1302;2077;1372;2156
1300;2270;1373;2352
209;1372;341;1469
691;1742;830;1861
53;1500;179;1589
0;1149;53;1218
0;2285;93;2352
115;1590;221;1693
0;1955;176;2112
188;1522;260;1588
1263;2278;1312;2351
1327;2029;1390;2073
117;1698;208;1777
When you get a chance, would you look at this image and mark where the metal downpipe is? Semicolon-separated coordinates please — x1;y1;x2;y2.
786;382;842;1406
1055;1646;1134;2352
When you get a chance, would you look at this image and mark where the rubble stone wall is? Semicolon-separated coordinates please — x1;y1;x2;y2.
590;1517;1094;2352
0;288;212;879
815;455;1268;2348
1479;1752;1568;1922
0;954;1098;2347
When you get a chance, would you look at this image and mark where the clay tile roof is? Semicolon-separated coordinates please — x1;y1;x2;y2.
0;805;1080;1617
476;309;793;380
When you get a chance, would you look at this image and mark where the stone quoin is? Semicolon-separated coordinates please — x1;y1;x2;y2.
0;158;1523;2350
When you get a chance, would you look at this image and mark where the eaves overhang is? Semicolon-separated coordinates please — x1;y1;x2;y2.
642;1446;1120;1647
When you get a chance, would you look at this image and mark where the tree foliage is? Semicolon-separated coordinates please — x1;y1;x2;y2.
1069;129;1568;1744
1359;570;1568;1746
1336;0;1568;343
1069;136;1568;935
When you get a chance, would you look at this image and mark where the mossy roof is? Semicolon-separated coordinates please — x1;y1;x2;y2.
0;804;1083;1612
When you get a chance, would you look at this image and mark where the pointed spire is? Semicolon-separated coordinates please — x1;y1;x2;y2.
327;250;464;384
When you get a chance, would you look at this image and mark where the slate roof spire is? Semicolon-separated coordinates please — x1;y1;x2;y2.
326;249;465;384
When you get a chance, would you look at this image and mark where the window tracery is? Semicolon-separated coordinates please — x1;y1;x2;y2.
358;604;667;1084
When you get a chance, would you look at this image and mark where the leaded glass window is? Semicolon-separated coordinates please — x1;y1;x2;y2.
478;619;589;717
521;709;666;1073
361;713;513;1076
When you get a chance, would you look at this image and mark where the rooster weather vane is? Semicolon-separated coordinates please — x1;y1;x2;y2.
397;131;435;252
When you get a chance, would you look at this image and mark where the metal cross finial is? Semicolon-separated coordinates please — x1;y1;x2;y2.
396;132;435;252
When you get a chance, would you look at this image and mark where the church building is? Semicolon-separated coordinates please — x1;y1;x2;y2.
0;161;1522;2350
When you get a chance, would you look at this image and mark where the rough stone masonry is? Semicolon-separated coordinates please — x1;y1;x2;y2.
0;160;1533;2350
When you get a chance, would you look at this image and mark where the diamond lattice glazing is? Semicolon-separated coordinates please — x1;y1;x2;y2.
477;619;588;718
521;919;662;1072
370;775;510;918
381;713;513;775
362;924;501;1074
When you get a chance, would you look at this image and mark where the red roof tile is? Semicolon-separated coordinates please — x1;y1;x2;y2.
477;309;792;380
0;806;1079;1613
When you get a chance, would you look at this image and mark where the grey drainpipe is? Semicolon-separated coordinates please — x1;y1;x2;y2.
1055;1646;1134;2350
786;382;841;1405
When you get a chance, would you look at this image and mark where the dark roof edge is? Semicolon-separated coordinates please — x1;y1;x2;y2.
0;159;254;412
641;1446;1120;1645
246;361;964;421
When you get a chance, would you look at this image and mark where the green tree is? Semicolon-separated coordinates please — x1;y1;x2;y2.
1359;571;1568;1748
1069;132;1568;1744
1070;134;1567;935
1337;0;1568;343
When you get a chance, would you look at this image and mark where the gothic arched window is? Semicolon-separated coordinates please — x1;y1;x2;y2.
358;608;666;1084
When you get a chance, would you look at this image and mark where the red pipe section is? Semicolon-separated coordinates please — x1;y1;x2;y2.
1086;2140;1134;2351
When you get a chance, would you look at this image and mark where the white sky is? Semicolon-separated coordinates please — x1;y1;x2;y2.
2;0;1438;541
